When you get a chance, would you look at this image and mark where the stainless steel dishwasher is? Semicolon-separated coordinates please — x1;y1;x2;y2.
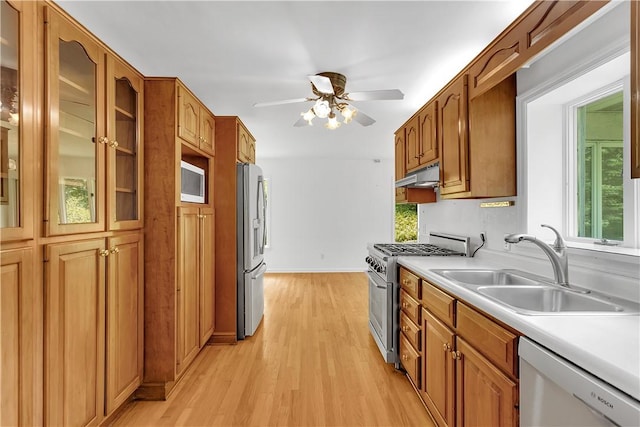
519;337;640;427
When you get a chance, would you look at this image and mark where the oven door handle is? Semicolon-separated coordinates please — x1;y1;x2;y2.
367;271;389;289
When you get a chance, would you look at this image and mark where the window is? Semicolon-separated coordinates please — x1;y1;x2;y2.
521;51;639;251
395;204;417;242
574;91;624;241
58;177;95;224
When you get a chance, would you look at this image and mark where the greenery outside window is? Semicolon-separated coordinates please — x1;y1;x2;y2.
395;204;417;242
575;91;624;241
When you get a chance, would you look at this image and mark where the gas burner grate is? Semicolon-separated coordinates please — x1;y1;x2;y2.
373;243;465;257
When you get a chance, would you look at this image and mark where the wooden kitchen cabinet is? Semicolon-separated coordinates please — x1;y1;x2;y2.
176;206;215;375
0;0;36;242
469;1;607;99
45;232;144;425
45;6;145;235
439;75;516;199
395;129;406;202
395;127;437;204
45;239;106;427
178;84;215;156
105;232;144;416
405;115;420;171
421;308;455;427
44;6;107;236
143;77;216;397
406;103;438;173
107;56;144;231
632;0;640;179
1;247;37;427
438;76;469;196
237;119;256;163
455;337;518;427
400;269;520;427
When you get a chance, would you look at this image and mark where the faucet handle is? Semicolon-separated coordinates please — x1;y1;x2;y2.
541;224;566;250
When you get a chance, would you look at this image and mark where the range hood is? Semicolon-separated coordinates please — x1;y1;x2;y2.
395;163;440;188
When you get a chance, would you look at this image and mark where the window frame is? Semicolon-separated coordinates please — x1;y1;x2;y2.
565;82;626;245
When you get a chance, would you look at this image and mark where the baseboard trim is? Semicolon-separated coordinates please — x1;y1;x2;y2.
210;332;237;345
135;381;176;401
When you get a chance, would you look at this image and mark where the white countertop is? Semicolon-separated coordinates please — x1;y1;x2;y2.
398;256;640;401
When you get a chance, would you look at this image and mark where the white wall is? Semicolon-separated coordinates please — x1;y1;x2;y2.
259;157;394;272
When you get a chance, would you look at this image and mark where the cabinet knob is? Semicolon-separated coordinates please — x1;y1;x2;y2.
109;246;119;254
97;136;109;145
402;302;408;309
402;279;408;285
99;249;110;257
402;354;408;361
109;140;119;148
451;351;462;360
443;343;451;352
402;326;409;332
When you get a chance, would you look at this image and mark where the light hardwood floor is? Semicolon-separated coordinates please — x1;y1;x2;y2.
111;273;435;426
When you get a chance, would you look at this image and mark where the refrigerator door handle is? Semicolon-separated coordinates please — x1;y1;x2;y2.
251;263;268;279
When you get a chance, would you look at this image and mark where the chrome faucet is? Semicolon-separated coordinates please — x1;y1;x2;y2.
504;224;570;287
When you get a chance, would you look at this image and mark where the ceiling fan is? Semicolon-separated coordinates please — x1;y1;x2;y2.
253;72;404;129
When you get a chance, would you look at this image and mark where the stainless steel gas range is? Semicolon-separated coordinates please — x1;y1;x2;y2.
366;233;470;366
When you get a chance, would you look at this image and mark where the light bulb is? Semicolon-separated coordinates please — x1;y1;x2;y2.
324;113;341;130
301;109;315;125
313;99;331;118
341;106;357;124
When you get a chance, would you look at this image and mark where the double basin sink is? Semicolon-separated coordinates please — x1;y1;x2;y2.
430;269;640;315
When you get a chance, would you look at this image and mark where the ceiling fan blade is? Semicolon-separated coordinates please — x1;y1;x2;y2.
344;89;404;101
253;98;312;107
308;75;334;95
353;110;376;126
293;116;309;127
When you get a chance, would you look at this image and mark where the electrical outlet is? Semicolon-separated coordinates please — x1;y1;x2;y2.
480;231;487;242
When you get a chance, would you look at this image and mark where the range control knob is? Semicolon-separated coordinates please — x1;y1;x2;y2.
365;256;372;264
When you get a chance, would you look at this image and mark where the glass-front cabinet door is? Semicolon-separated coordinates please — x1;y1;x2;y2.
107;57;143;230
45;7;106;235
0;0;35;242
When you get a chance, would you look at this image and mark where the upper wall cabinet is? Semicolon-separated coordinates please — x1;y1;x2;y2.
632;0;639;179
45;7;144;236
406;102;438;174
45;6;106;236
468;1;608;99
107;56;144;230
0;0;36;242
178;85;215;156
438;76;469;196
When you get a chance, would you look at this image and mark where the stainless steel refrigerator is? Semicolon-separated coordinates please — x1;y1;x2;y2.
237;163;267;339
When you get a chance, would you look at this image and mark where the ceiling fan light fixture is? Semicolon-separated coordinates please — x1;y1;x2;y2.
340;105;357;124
324;112;341;130
312;99;331;118
301;109;315;125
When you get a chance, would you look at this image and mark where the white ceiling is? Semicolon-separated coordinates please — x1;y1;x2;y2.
57;0;535;160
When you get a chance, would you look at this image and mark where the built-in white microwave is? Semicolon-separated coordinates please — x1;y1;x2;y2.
180;160;205;203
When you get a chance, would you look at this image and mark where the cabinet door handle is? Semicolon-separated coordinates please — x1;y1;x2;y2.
97;136;109;145
402;302;408;309
99;249;110;257
451;351;462;360
443;343;451;352
402;354;408;361
109;246;119;254
108;140;119;148
402;326;409;332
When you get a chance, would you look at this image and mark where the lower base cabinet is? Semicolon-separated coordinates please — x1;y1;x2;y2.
1;247;37;427
45;233;143;426
399;267;519;427
455;337;518;427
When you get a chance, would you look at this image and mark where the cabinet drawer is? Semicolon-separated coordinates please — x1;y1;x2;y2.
422;280;455;328
399;268;420;300
399;333;421;388
400;311;421;351
400;289;421;325
456;302;518;377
